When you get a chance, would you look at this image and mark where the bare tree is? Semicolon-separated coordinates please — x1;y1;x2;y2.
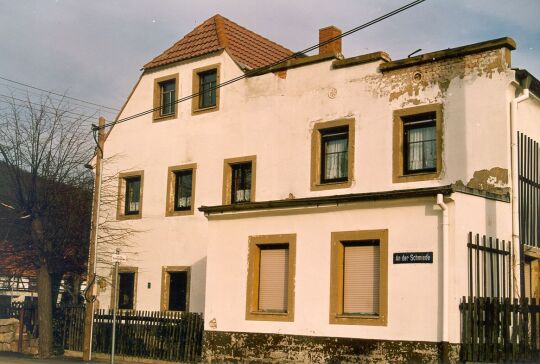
0;93;94;357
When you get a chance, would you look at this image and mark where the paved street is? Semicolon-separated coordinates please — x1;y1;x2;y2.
0;353;87;364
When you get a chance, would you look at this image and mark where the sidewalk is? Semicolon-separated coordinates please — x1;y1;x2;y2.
0;352;154;364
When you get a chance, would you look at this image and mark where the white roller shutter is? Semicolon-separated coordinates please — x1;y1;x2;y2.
343;243;380;314
259;247;288;312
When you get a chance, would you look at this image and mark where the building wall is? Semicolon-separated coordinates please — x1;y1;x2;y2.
97;44;517;316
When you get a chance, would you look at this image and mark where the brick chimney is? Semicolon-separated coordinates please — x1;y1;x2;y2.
319;26;342;55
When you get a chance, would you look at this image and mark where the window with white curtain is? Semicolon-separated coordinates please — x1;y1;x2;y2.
403;114;436;174
174;170;193;211
321;127;349;183
231;162;252;203
124;176;141;215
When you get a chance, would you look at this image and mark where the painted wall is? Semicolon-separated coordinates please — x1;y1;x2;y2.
96;42;521;320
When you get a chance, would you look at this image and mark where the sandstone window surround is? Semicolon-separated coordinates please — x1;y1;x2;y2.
329;229;388;326
311;118;355;191
192;64;220;115
246;234;296;322
165;163;197;216
393;104;443;183
160;266;190;312
222;156;256;205
111;266;138;311
117;171;144;220
152;73;179;122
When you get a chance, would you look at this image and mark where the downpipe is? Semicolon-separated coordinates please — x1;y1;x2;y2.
436;193;449;349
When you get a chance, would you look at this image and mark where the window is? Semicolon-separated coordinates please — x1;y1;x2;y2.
330;230;388;326
160;80;176;116
112;267;138;310
152;74;179;121
246;234;296;321
125;177;141;215
198;70;217;109
160;266;190;312
166;164;196;216
231;163;251;203
192;64;220;114
311;118;355;191
222;156;256;204
321;127;349;183
393;104;442;183
117;171;144;220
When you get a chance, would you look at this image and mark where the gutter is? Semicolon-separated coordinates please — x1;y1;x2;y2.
510;87;530;299
199;185;454;215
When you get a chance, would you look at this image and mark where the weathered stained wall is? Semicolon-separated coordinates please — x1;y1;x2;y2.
203;331;461;363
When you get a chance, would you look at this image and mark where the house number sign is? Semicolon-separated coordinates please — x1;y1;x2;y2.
393;252;433;264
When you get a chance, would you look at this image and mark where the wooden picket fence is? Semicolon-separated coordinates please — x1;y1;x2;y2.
92;309;204;362
460;296;540;362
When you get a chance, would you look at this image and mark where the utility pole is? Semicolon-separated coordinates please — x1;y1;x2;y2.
82;117;105;361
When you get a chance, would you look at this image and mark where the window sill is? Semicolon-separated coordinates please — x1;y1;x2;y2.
393;171;440;183
311;179;352;191
192;105;218;115
116;213;142;221
165;208;194;217
245;310;293;322
330;313;386;326
153;113;177;123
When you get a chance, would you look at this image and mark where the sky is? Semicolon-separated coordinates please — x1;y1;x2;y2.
0;0;539;124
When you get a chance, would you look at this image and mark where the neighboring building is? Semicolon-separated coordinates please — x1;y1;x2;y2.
95;14;540;362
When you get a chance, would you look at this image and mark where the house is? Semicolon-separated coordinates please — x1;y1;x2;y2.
94;14;540;362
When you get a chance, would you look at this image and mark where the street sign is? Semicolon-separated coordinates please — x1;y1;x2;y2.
111;254;126;263
393;252;433;264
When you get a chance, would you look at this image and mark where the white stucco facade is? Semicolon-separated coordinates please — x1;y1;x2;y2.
93;29;540;360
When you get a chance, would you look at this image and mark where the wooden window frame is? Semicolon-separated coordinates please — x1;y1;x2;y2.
191;64;220;115
111;266;138;311
329;229;388;326
311;118;355;191
160;266;191;312
153;73;179;122
246;234;296;322
393;104;443;183
222;156;256;205
165;163;197;217
117;171;144;220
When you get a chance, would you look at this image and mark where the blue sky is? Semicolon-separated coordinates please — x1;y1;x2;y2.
0;0;538;122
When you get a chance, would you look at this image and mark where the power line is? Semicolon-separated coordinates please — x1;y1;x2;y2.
0;94;97;121
0;75;120;112
97;0;427;131
0;81;117;116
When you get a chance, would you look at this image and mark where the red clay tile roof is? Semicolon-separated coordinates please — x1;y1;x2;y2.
143;14;294;70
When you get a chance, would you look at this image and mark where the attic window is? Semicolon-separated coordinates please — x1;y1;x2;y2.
152;74;179;121
192;64;220;114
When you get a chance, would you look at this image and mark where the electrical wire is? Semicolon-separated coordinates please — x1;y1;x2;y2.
96;0;428;131
0;81;117;116
0;93;97;121
0;75;120;112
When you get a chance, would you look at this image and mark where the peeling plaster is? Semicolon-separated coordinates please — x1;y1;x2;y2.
356;49;510;108
464;167;509;195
